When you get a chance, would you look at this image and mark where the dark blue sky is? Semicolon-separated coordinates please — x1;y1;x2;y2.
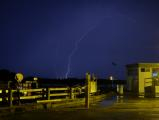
1;0;159;79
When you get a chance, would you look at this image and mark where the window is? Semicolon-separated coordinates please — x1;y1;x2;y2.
141;68;145;72
141;68;150;72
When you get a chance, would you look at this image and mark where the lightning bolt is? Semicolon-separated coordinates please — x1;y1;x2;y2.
65;24;101;79
64;13;139;79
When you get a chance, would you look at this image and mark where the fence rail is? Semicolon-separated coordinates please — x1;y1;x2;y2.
49;87;69;91
19;88;45;92
0;88;86;102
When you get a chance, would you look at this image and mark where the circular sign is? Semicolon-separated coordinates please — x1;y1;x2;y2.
15;73;24;82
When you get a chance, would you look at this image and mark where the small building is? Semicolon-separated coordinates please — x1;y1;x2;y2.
126;63;159;97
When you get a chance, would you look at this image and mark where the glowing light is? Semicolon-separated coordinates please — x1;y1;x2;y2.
33;77;38;81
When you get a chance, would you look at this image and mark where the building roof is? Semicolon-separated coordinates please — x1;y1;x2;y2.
126;63;159;68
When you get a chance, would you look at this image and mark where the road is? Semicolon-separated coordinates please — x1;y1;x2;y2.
1;96;159;120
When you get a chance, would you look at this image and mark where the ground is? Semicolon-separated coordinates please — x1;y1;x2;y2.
1;96;159;120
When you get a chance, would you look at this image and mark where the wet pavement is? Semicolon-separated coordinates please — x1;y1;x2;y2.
2;96;159;120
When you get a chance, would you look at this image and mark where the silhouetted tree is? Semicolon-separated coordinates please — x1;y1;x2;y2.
0;69;16;82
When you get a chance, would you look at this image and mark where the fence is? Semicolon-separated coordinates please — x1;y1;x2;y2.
0;73;97;109
0;85;86;107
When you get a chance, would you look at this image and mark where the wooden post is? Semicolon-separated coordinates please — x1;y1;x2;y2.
46;88;51;109
70;88;74;99
85;73;91;109
8;81;12;89
8;89;13;107
2;89;6;104
47;88;50;100
42;88;45;99
17;89;20;105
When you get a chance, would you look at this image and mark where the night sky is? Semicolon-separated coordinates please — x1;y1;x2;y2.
1;0;159;79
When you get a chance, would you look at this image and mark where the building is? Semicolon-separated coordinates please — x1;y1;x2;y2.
126;63;159;97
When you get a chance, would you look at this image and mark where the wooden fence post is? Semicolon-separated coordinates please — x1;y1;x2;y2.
2;89;6;104
70;88;74;99
47;88;50;100
8;89;13;107
42;88;45;99
17;89;21;105
85;73;91;109
46;88;51;109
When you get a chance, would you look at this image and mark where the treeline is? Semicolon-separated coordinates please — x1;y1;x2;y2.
0;69;16;82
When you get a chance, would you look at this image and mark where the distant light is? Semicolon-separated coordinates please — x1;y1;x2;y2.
109;76;114;80
33;77;38;81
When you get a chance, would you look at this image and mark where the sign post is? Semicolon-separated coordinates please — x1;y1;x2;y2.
15;73;24;105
